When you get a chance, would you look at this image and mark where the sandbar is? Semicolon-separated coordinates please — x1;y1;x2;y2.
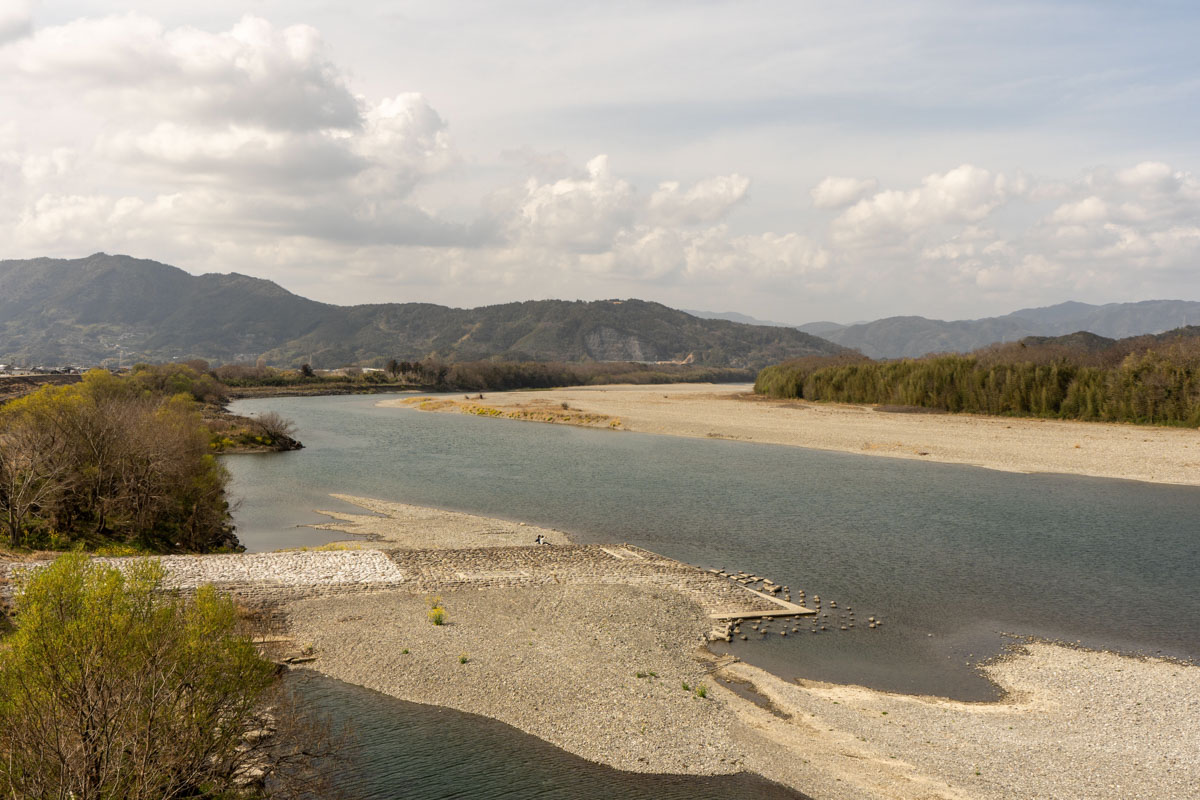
381;383;1200;486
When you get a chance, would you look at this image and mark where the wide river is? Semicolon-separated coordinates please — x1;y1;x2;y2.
227;393;1198;791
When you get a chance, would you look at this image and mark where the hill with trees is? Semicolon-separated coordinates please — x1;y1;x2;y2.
0;254;842;369
794;300;1200;359
755;326;1200;427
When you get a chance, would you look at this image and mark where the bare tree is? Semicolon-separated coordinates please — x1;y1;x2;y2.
0;406;71;547
251;411;298;443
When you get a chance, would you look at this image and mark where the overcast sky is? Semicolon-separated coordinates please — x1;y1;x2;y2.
2;1;1199;323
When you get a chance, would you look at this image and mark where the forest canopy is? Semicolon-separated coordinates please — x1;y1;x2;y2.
754;327;1200;427
0;369;235;552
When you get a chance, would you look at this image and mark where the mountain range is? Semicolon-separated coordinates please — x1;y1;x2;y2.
798;301;1200;358
0;254;842;369
694;301;1200;359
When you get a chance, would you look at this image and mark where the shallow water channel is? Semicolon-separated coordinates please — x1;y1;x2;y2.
226;394;1200;704
289;672;807;800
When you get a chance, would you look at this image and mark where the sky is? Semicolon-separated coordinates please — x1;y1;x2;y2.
1;1;1199;324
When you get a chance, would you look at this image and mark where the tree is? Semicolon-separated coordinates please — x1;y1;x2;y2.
385;358;400;379
0;554;344;799
299;363;315;378
250;411;298;444
0;371;234;551
0;406;71;547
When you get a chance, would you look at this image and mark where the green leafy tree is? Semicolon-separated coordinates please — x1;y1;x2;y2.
0;370;233;551
0;554;344;799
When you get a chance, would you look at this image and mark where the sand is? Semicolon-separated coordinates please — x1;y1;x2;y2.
308;494;571;549
381;383;1200;485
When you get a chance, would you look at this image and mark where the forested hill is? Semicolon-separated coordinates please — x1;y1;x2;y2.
0;254;843;368
755;326;1200;426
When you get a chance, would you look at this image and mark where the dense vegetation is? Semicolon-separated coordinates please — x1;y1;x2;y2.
755;327;1200;426
0;555;340;799
0;253;841;368
213;359;753;394
0;369;238;551
386;359;752;391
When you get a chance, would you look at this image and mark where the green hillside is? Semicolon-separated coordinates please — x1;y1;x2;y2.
0;254;843;369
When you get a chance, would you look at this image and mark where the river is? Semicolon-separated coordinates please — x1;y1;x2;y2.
224;393;1199;792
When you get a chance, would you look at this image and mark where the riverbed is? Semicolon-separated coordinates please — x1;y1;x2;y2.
227;394;1200;701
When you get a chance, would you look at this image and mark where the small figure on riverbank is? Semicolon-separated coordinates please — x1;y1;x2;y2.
534;534;548;545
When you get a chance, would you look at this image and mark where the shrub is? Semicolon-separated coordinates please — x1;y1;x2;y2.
0;554;276;798
427;606;447;625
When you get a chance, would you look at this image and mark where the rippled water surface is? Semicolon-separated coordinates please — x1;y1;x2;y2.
290;672;807;800
227;394;1200;701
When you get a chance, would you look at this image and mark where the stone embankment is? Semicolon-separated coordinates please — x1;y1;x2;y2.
1;545;809;623
387;543;801;620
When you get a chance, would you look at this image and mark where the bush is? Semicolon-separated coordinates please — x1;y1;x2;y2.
0;554;277;798
0;370;234;551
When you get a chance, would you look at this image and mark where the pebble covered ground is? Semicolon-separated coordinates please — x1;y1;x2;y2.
719;643;1200;800
150;550;405;588
285;584;747;776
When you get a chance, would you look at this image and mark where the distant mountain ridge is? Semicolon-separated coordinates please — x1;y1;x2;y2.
795;300;1200;359
682;309;793;328
0;254;843;368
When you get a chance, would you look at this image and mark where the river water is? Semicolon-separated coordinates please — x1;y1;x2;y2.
290;672;806;800
225;394;1199;791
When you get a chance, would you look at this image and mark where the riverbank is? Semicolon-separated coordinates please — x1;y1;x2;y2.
5;494;1196;798
382;383;1200;486
285;496;1198;799
225;384;419;399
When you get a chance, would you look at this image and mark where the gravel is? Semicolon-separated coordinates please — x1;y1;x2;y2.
719;642;1200;799
284;583;748;776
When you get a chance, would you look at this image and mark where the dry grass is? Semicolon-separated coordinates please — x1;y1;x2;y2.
405;397;621;428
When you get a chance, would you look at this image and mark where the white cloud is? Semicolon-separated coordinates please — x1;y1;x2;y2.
11;14;360;132
0;0;31;44
354;94;455;195
507;154;635;253
810;176;877;209
832;165;1013;246
1116;161;1179;192
648;173;750;226
1049;196;1108;224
